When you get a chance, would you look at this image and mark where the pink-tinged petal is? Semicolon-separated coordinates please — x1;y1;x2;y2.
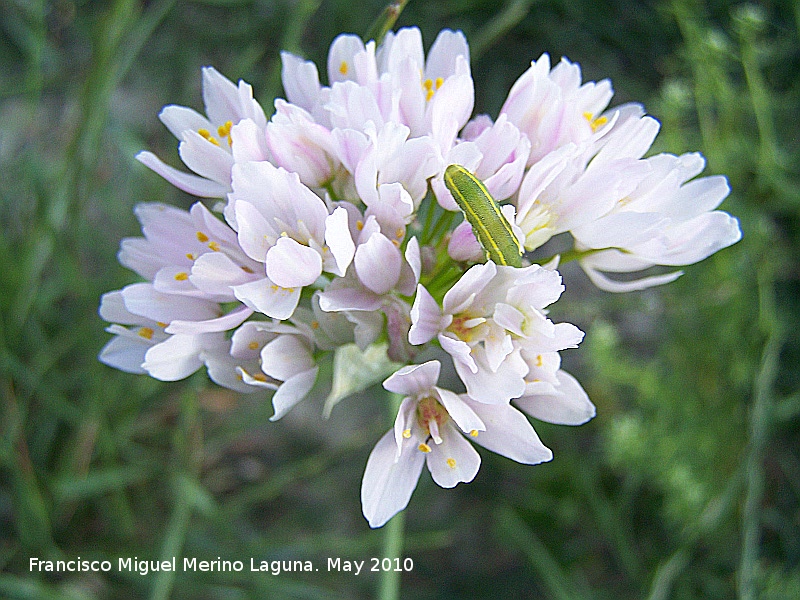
178;131;235;185
463;398;554;464
327;33;365;83
652;211;742;266
281;51;322;114
98;335;150;374
439;333;477;373
447;220;484;262
204;352;261;394
493;303;526;337
158;105;210;139
201;66;241;125
573;212;668;250
383;360;441;396
379;27;425;77
121;283;219;324
235;200;275;262
354;232;401;295
482;322;514;373
426;424;480;488
582;263;684;292
270;367;319;421
233;278;301;320
456;346;527;404
324;207;355;276
166;305;253;334
135;151;229;197
317;285;383;312
231;119;270;163
261;335;315;381
425;29;470;80
266;237;322;288
189;252;253;300
442;261;496;315
409;285;447;345
393;397;419;458
142;334;205;381
99;290;145;325
152;265;210;298
436;388;485;435
515;370;596;425
361;429;425;529
404;237;421;284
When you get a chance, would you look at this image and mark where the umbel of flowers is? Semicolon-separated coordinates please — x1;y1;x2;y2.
100;28;741;528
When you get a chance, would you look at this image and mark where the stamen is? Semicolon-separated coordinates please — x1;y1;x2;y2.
197;128;220;146
208;241;220;252
583;112;608;132
418;443;431;453
402;429;412;439
248;341;260;350
240;266;254;273
339;60;349;75
138;327;154;340
217;120;233;146
535;354;543;367
196;231;209;243
446;458;456;469
174;272;189;281
469;429;479;438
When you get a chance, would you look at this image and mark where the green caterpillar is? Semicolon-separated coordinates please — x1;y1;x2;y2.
443;164;523;268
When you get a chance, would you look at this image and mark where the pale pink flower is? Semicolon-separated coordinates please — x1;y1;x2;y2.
500;53;614;165
227;161;355;319
136;67;268;197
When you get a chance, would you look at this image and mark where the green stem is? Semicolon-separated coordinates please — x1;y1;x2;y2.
377;392;406;600
364;0;411;45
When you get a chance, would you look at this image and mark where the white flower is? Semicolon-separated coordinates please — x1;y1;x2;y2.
136;67;268;197
409;262;583;404
361;360;552;528
573;152;742;291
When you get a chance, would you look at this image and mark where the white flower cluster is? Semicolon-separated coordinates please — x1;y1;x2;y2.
100;28;741;527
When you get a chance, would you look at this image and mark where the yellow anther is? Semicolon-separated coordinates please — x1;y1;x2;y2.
434;76;444;89
426;88;435;101
356;220;364;230
402;429;412;439
186;253;196;261
535;354;543;367
253;373;268;382
240;265;254;273
197;129;220;146
311;320;320;329
446;458;457;469
248;341;260;350
208;241;220;252
156;322;168;328
395;227;404;239
174;272;189;281
339;60;349;75
583;112;608;132
138;327;154;340
418;443;431;453
469;429;479;438
423;79;434;90
196;231;209;243
217;120;233;146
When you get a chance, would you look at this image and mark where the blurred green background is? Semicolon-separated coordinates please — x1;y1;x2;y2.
1;0;798;598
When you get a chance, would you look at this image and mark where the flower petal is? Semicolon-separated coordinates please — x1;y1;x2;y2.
266;237;323;288
426;424;481;488
361;429;425;528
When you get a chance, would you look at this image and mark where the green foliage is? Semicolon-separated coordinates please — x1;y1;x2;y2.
1;0;798;598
